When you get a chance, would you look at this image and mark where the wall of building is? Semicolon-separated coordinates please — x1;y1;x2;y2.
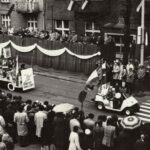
0;0;44;30
45;0;110;33
45;0;74;31
11;11;26;28
37;12;45;30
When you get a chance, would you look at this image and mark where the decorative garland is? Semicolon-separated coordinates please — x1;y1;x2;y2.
0;40;101;60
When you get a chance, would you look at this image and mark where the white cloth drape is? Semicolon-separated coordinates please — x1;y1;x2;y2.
0;40;101;59
0;41;10;48
11;41;36;53
66;48;101;59
37;45;66;57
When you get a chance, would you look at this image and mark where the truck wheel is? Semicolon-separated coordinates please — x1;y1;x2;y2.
124;108;132;116
7;83;15;91
97;102;104;110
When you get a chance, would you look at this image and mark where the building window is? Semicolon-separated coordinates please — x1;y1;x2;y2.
104;33;136;58
1;0;10;3
1;14;11;28
85;22;100;35
27;16;38;30
55;20;69;34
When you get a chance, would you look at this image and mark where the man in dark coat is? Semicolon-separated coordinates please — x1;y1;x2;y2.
3;104;16;143
53;113;67;150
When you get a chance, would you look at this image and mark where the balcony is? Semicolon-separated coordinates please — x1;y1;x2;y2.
16;2;40;14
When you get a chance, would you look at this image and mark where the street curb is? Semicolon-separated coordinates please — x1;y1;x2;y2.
35;71;86;84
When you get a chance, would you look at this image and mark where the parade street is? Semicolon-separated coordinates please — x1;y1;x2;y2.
1;72;109;117
2;70;150;123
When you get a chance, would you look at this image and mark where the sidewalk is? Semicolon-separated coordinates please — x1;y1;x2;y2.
15;144;40;150
33;65;87;84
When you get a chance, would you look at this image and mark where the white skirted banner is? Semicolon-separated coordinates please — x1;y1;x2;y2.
11;42;36;53
0;40;101;60
37;44;66;57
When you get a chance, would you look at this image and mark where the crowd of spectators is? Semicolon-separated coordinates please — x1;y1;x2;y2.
0;89;150;150
0;25;104;45
91;58;150;97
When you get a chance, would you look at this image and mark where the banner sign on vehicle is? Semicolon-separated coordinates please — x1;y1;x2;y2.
3;47;11;58
21;68;35;91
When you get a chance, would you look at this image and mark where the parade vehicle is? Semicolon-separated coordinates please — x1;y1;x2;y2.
0;48;35;91
93;84;140;116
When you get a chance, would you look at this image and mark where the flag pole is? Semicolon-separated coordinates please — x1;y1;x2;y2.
16;54;19;76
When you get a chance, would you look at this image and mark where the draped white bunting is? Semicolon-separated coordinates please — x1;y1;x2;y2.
0;41;10;48
65;48;101;59
11;41;36;53
0;40;101;59
37;45;66;57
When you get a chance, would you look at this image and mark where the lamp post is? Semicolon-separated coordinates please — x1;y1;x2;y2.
137;0;145;65
141;0;145;65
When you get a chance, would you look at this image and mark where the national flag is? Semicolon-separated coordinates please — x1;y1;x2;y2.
85;68;102;90
67;0;75;11
7;4;14;15
81;0;89;10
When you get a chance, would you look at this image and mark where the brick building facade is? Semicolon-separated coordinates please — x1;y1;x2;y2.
45;0;150;57
0;0;150;57
0;0;45;30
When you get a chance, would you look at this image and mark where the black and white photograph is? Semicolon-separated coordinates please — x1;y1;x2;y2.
0;0;150;150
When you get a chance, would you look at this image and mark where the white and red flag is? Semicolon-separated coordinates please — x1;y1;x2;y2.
85;67;102;90
81;0;89;10
67;0;75;11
